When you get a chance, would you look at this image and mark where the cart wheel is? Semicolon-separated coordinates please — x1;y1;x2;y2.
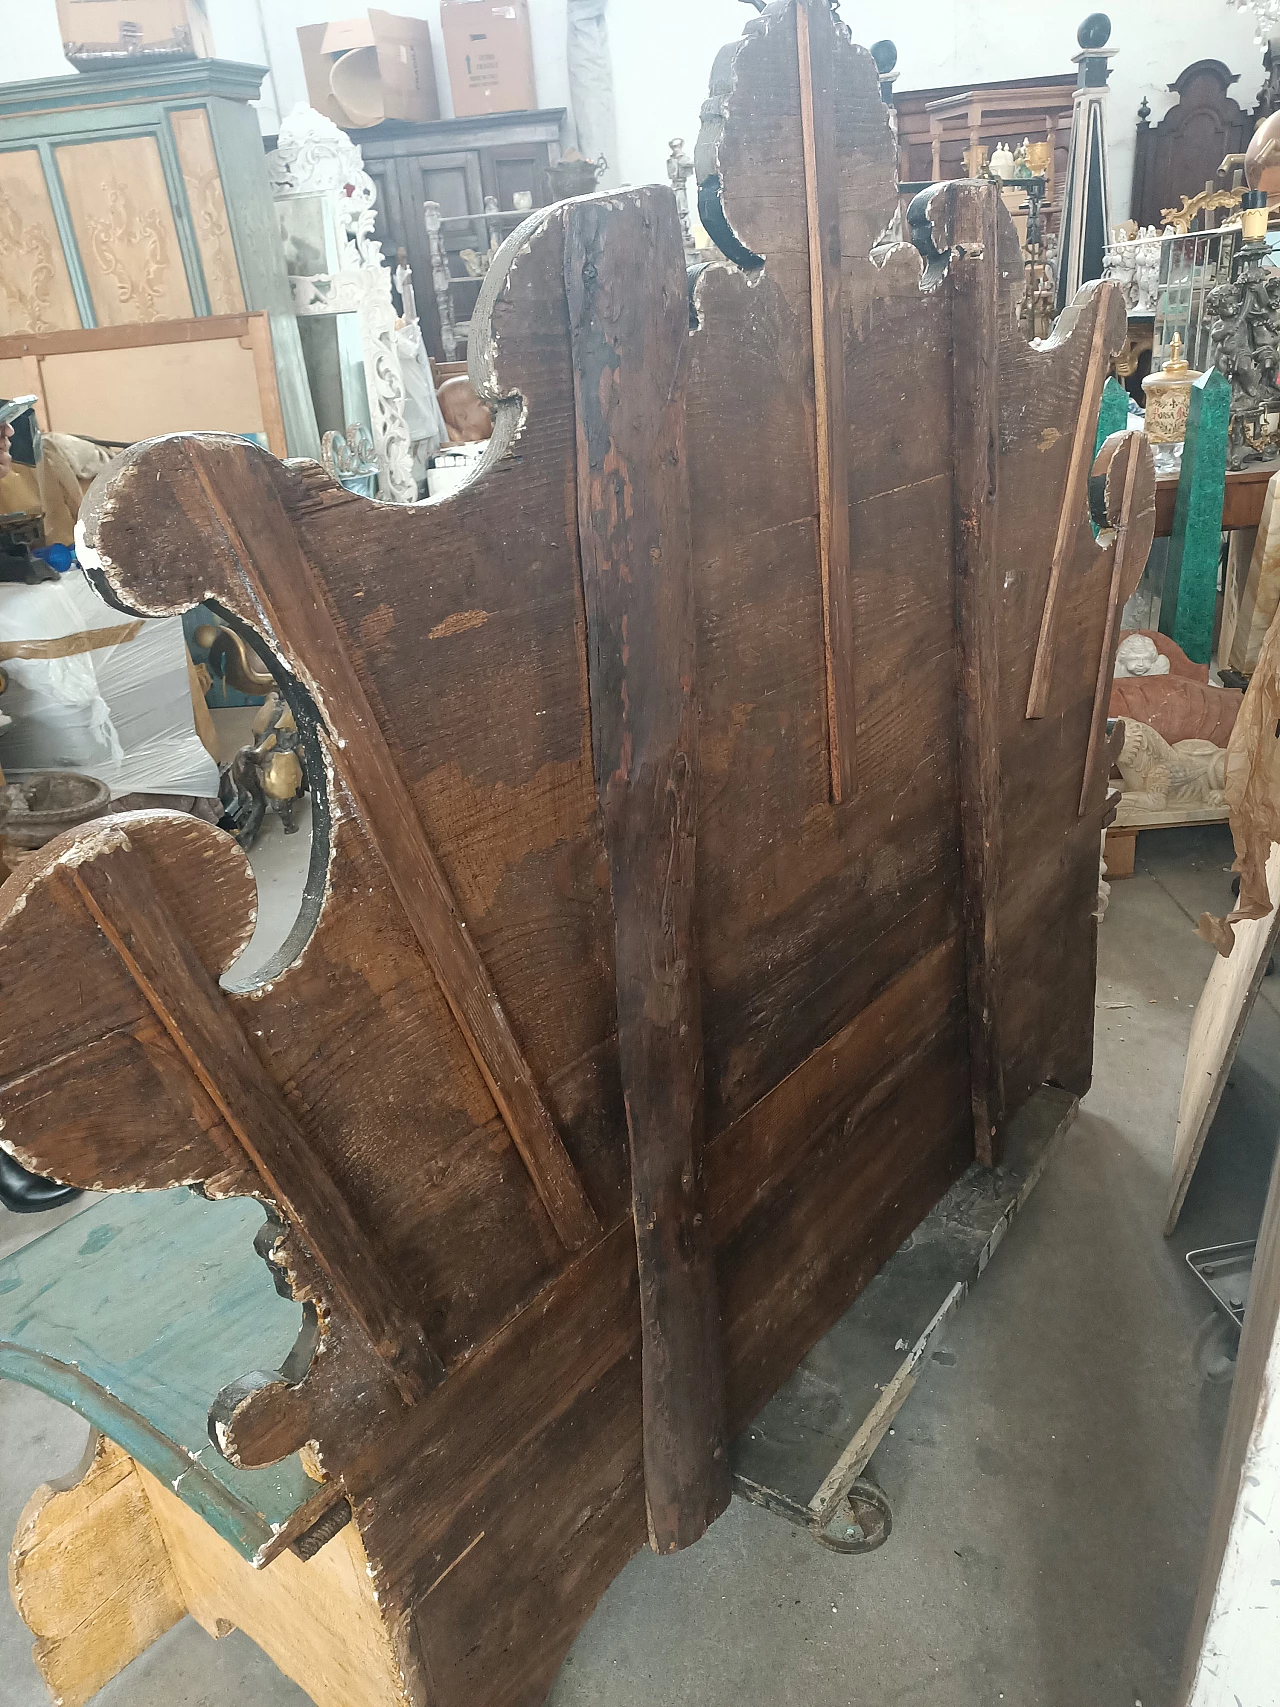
1194;1308;1239;1384
814;1478;893;1554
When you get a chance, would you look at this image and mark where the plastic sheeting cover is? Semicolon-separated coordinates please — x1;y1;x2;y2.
0;570;219;801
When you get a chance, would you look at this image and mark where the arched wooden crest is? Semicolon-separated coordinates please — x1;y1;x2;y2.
0;4;1132;1703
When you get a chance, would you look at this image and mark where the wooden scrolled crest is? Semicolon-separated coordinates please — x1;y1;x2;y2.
1;5;1142;1702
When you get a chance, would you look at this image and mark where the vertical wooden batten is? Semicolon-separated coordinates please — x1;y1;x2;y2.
1025;288;1116;717
947;181;1006;1166
565;188;731;1553
797;0;856;803
1078;431;1157;817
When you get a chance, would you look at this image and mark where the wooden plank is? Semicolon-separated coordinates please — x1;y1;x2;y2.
948;180;1005;1166
1103;826;1138;879
243;312;288;458
10;1436;186;1707
67;843;443;1404
137;1459;415;1707
1079;431;1157;816
180;439;602;1256
797;0;856;802
0;312;258;360
1166;842;1280;1234
1180;1129;1280;1705
1025;286;1116;717
1155;463;1276;539
564;187;730;1554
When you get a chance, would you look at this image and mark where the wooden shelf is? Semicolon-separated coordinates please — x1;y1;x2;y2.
1155;462;1278;537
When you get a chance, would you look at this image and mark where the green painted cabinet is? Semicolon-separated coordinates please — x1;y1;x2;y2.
0;61;318;456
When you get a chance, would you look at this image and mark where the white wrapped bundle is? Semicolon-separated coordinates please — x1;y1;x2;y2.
0;569;219;800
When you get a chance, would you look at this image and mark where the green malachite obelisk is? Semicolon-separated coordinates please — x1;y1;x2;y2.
1160;368;1231;665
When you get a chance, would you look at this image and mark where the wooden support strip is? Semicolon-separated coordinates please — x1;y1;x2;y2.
68;846;442;1406
797;0;856;802
181;442;602;1255
1025;291;1115;718
1079;432;1157;816
948;181;1006;1168
564;187;731;1554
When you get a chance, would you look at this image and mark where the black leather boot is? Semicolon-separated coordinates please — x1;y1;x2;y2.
0;1150;81;1214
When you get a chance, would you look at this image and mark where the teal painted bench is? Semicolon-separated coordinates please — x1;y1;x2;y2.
1;1189;314;1563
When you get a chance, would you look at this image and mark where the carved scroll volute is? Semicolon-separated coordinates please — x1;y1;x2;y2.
0;813;258;1199
0;812;440;1410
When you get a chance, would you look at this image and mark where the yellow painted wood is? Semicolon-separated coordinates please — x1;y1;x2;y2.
9;1433;412;1707
0;149;81;336
54;136;194;327
137;1462;412;1707
9;1437;186;1707
169;109;246;317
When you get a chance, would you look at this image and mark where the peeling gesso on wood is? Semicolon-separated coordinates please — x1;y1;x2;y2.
0;5;1126;1705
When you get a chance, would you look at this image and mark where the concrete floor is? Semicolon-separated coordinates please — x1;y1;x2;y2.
2;823;1277;1707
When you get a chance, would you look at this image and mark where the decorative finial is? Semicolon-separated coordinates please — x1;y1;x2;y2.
1077;13;1111;50
870;39;898;76
1137;96;1151;123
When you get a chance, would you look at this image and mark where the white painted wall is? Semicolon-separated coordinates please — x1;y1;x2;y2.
850;0;1267;221
605;0;1268;223
0;0;573;139
0;0;1270;221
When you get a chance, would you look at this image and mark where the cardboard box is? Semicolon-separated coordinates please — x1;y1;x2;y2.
56;0;214;68
297;11;440;130
440;0;536;118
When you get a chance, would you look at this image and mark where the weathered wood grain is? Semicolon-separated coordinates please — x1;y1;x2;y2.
1026;282;1122;717
1078;431;1158;816
69;831;441;1404
797;0;856;801
10;1437;186;1707
991;277;1128;1119
179;438;601;1255
565;188;730;1552
1;5;1130;1703
946;179;1006;1166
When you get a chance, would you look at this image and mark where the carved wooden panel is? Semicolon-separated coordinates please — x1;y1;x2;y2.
0;148;81;336
1132;60;1257;231
169;108;247;317
55;135;194;327
1;5;1129;1704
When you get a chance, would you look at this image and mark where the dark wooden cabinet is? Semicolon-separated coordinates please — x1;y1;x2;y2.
309;108;567;357
1131;61;1257;230
893;74;1077;231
